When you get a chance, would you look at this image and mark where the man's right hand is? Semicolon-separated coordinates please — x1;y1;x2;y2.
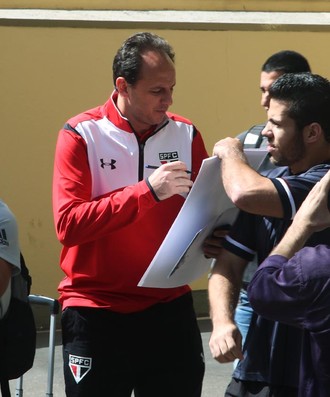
203;226;230;259
209;322;244;364
147;161;193;200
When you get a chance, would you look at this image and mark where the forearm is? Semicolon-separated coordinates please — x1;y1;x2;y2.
216;142;281;216
54;181;158;246
209;273;238;325
208;254;246;326
271;222;312;259
208;250;248;362
221;154;263;200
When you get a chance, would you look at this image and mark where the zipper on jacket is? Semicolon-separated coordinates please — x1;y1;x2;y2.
138;141;146;181
136;119;170;181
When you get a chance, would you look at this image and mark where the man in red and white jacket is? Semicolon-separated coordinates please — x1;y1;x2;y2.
53;32;208;397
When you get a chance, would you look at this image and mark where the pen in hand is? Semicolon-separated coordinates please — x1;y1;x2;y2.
145;164;193;174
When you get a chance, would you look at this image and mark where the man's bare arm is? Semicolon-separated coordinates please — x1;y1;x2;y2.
208;249;247;363
213;137;283;218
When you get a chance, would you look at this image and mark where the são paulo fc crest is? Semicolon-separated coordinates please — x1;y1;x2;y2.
69;354;92;384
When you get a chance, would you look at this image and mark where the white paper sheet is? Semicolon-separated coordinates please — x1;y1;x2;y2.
138;149;268;288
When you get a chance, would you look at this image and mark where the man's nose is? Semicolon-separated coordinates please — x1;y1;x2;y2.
162;90;173;106
261;92;270;109
261;122;271;137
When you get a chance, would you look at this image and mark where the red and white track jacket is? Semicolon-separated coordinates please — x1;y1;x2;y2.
53;92;208;313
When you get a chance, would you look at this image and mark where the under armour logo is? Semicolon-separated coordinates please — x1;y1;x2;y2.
100;158;116;169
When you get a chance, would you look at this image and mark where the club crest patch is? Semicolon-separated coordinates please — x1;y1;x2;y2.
69;354;92;384
159;151;179;164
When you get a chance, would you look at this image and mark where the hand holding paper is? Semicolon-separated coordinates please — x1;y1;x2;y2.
138;150;268;288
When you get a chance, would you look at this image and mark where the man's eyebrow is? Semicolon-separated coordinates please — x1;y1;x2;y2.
268;117;280;125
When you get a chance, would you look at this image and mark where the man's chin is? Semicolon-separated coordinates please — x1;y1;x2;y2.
269;155;281;166
270;156;288;167
154;114;167;125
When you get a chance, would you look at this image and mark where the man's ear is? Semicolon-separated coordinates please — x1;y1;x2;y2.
115;77;129;97
304;122;322;143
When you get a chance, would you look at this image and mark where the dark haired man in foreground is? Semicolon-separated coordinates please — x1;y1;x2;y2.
208;72;330;396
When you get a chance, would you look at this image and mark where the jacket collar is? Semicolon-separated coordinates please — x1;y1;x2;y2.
104;91;169;137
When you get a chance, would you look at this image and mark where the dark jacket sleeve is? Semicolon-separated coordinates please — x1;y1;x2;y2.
247;246;330;331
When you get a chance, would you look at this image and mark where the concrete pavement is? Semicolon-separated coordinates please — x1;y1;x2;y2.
9;320;233;396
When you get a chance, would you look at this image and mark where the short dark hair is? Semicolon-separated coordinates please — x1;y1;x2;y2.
112;32;175;87
262;50;311;74
269;73;330;141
